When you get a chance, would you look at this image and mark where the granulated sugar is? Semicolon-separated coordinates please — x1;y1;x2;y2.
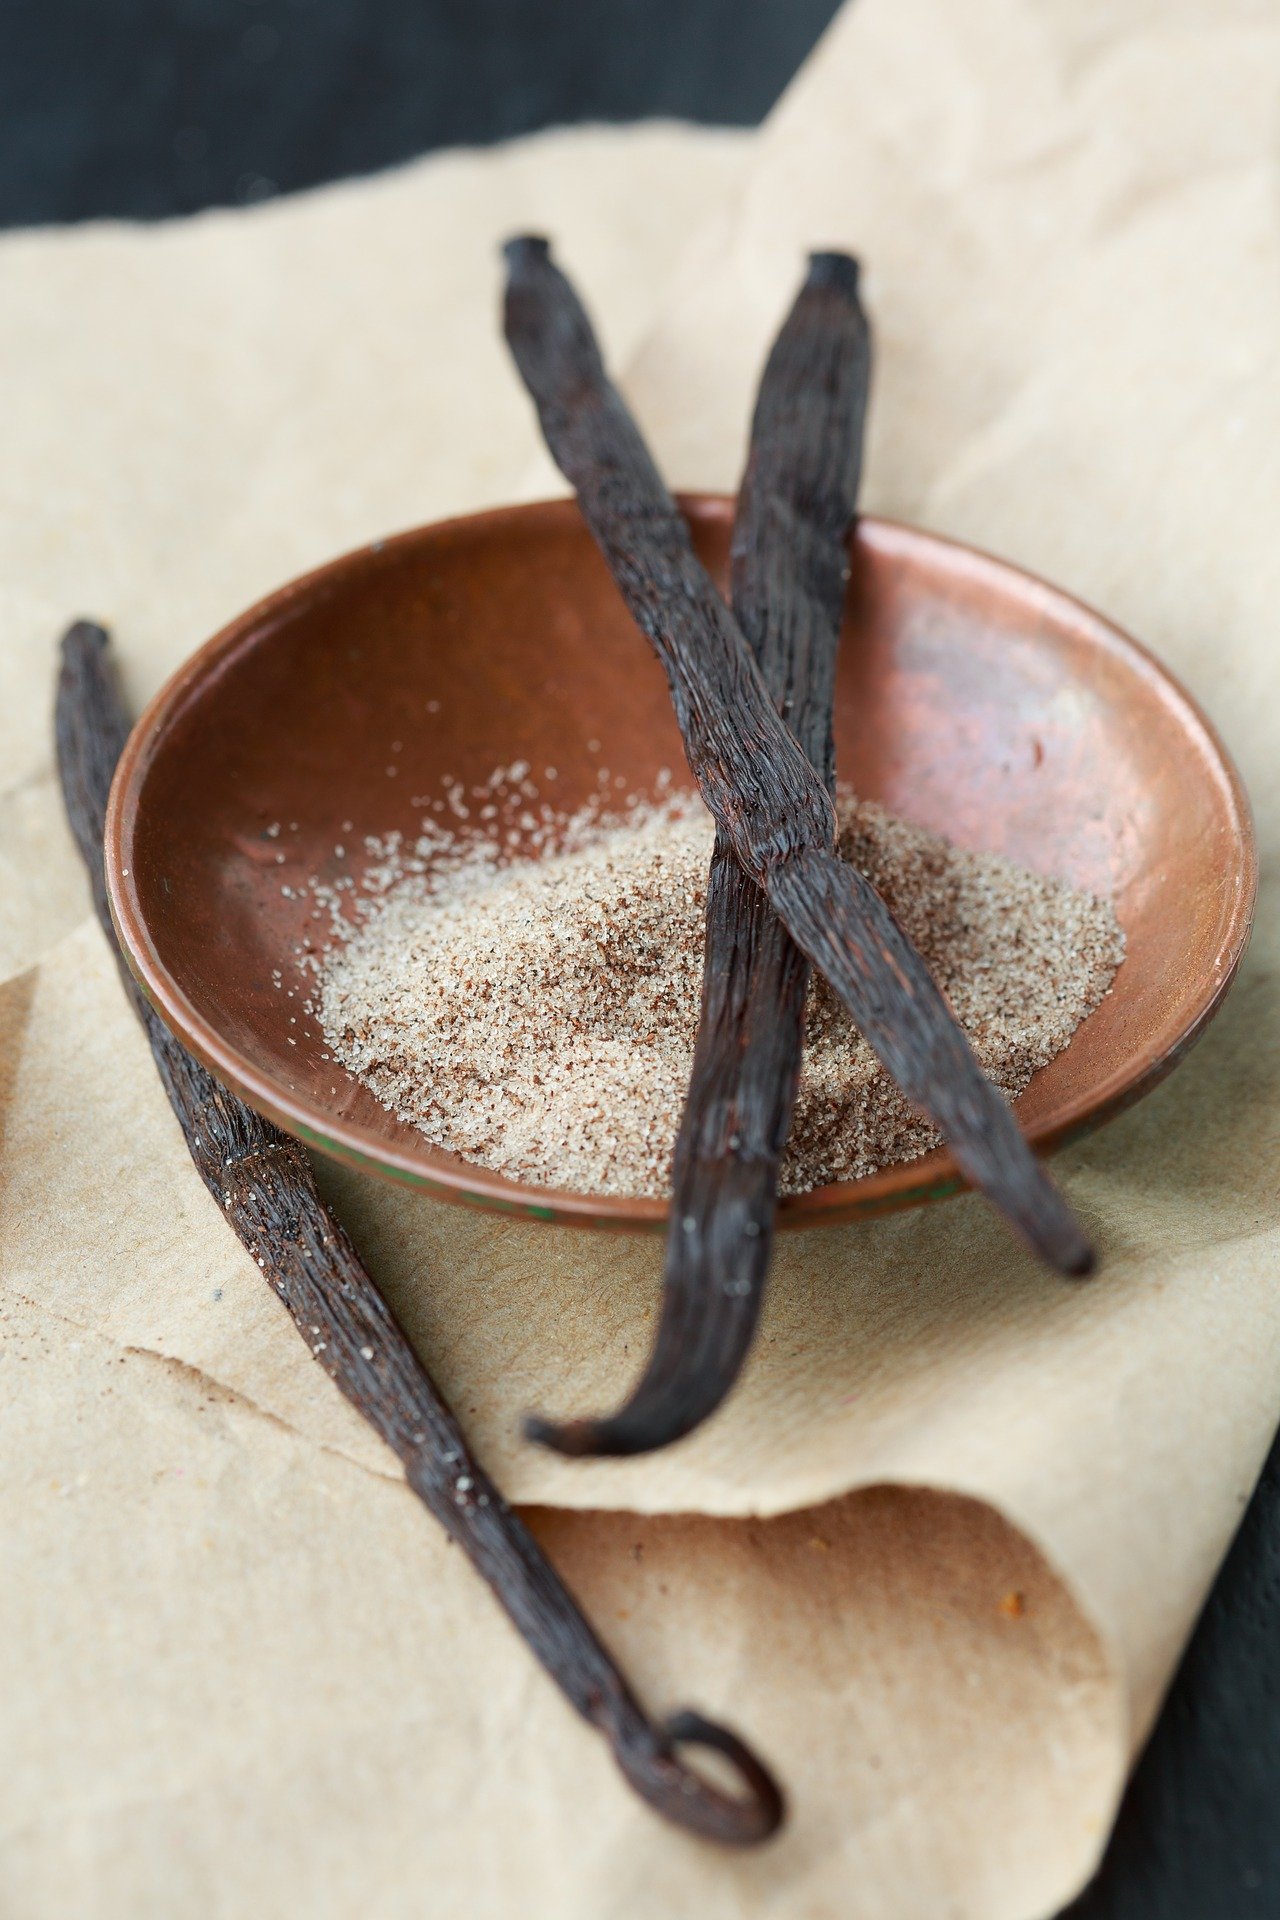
314;796;1124;1197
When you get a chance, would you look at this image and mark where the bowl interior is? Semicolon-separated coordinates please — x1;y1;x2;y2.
107;496;1255;1229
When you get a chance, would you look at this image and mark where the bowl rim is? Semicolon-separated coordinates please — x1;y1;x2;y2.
104;493;1258;1233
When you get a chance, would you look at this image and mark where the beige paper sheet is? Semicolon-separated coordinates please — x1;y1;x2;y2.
2;7;1279;1912
0;1287;1119;1920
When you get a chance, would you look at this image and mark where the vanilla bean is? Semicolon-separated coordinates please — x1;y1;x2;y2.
529;253;870;1457
503;236;1094;1280
54;619;783;1847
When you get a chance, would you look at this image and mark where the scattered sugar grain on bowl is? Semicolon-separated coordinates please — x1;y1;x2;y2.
310;789;1124;1199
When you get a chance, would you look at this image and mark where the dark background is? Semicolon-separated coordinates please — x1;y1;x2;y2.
3;0;840;225
7;5;1276;1914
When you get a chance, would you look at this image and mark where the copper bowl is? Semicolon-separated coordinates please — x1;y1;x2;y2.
104;496;1256;1231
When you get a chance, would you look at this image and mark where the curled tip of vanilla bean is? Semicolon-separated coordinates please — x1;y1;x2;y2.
54;618;784;1848
616;1710;785;1845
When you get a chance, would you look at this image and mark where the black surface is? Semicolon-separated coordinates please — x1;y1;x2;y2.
3;0;841;227
7;4;1278;1913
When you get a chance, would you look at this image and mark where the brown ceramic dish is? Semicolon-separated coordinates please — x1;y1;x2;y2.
105;496;1256;1231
